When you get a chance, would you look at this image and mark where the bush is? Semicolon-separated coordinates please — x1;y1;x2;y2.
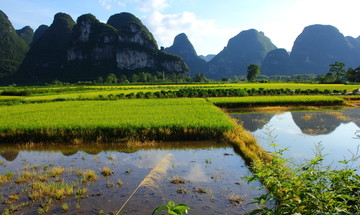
246;130;360;214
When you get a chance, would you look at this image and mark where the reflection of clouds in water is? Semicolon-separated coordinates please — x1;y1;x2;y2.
123;150;170;169
184;164;210;183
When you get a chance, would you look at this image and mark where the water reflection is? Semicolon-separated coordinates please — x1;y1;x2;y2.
292;109;360;135
231;108;360;165
0;150;19;161
185;163;210;183
0;141;264;214
231;113;275;132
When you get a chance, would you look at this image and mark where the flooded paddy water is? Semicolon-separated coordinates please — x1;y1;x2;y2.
0;141;264;214
231;108;360;167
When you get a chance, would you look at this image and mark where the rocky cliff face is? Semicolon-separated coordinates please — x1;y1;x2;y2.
164;33;208;75
290;25;360;74
207;29;276;79
0;10;29;78
16;13;76;84
13;12;188;84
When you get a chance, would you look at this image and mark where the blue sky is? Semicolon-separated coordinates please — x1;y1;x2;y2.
2;0;360;55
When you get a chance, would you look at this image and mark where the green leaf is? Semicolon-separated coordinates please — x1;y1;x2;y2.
173;205;190;211
167;201;176;208
152;205;168;215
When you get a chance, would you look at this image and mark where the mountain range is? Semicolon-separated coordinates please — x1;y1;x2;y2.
2;11;189;84
1;10;360;84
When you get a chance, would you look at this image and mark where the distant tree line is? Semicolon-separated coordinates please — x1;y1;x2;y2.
40;62;360;86
319;62;360;83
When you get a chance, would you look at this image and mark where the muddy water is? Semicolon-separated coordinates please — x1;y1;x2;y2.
0;141;265;214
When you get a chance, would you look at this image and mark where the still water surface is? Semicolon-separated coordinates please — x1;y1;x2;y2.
231;108;360;167
0;142;264;214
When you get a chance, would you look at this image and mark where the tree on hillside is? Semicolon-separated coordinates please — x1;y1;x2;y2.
329;62;346;83
247;64;261;82
346;66;360;82
105;73;117;84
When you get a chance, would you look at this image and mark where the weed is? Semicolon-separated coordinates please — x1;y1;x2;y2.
171;177;185;184
117;179;123;187
75;188;88;198
176;186;187;194
193;187;207;194
61;203;69;211
106;183;115;188
48;166;64;177
228;193;243;206
125;169;132;174
15;170;34;183
101;166;114;176
81;170;97;182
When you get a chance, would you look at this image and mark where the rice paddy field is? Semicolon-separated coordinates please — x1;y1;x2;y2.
0;98;234;143
0;83;359;103
0;83;359;214
208;95;345;107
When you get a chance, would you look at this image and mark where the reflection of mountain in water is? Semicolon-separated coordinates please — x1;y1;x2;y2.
231;113;275;132
292;109;360;135
0;141;227;161
0;150;19;161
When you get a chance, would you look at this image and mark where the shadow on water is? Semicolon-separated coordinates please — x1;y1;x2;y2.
0;140;265;215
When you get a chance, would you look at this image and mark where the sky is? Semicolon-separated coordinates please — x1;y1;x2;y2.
2;0;360;55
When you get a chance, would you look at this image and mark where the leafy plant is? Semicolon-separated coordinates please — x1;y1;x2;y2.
152;201;190;215
246;130;360;214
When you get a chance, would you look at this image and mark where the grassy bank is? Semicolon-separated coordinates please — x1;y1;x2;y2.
208;95;345;108
0;98;233;143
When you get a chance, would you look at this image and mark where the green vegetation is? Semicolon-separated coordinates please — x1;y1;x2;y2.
0;99;233;143
152;201;190;215
247;64;261;82
208;95;345;108
246;135;360;214
0;10;29;78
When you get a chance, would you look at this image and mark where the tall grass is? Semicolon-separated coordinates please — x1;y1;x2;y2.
0;99;233;143
116;154;173;215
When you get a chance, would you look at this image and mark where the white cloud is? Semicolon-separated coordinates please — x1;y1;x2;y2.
144;11;238;55
98;0;126;10
134;0;169;12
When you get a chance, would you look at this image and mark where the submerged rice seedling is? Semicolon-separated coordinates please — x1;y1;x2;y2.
101;166;114;176
81;170;97;183
48;166;64;177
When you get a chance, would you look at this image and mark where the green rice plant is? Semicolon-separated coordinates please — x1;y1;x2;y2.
0;99;233;143
209;95;344;108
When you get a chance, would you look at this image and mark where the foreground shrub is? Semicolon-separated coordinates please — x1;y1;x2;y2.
246;131;360;214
